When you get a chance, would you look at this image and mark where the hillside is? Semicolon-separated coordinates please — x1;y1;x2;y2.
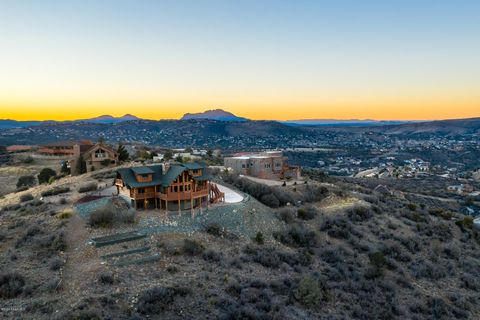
0;119;303;147
0;169;479;319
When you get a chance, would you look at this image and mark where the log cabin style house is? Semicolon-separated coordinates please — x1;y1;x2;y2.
115;162;224;211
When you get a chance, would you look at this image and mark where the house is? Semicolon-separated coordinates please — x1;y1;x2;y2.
38;140;94;157
74;143;118;173
224;151;301;180
447;184;474;194
6;145;34;153
115;162;224;211
38;140;118;174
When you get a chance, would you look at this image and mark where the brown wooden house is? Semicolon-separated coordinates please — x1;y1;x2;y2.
115;163;224;211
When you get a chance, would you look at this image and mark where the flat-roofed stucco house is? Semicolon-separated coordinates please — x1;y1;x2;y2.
115;162;224;211
224;151;301;180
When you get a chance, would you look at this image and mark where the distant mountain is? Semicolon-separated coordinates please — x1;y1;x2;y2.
0;120;43;129
0;114;141;129
281;119;415;127
181;109;247;121
79;114;141;124
371;117;480;135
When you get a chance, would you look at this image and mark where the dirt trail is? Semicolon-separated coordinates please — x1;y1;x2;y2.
62;214;102;303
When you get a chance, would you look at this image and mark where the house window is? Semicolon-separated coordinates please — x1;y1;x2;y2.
180;185;183;192
242;164;246;168
138;188;145;194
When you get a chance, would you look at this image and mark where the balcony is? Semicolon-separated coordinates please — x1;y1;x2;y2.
156;188;208;201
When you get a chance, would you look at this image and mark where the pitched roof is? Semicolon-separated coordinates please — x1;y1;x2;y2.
131;167;155;175
160;165;187;187
182;162;205;170
116;162;208;189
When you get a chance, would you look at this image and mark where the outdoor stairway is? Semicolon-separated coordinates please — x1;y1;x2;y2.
90;231;160;267
210;183;225;204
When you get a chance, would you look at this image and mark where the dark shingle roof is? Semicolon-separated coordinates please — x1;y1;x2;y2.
182;162;205;170
132;167;155;175
117;162;208;189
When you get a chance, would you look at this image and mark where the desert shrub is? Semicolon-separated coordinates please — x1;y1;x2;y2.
410;259;447;280
302;185;329;202
295;275;324;309
319;245;352;265
274;223;317;248
183;239;204;255
136;286;191;314
380;241;411;262
15;186;29;192
202;248;223;262
254;232;264;244
58;197;68;205
260;193;280;208
278;207;295;224
320;215;353;239
22;156;34;164
396;236;421;253
41;186;70;197
19;193;34;202
88;203;134;228
407;203;417;211
78;182;97;193
297;206;318;220
0;272;25;299
456;216;474;230
37;168;56;184
98;272;114;285
429;208;454;220
205;222;223;237
16;175;36;189
243;245;309;269
49;257;63;271
347;206;372;222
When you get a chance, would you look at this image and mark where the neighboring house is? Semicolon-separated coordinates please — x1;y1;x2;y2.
38;140;118;174
6;145;34;153
224;151;300;180
38;140;94;157
73;143;118;173
115;162;224;211
447;184;474;194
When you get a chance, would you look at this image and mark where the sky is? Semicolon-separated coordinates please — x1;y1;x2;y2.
0;0;479;121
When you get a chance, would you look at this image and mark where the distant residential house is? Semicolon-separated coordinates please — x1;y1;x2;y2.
447;184;474;194
6;145;34;153
38;140;94;157
37;140;118;174
75;143;118;173
224;151;300;180
115;162;224;211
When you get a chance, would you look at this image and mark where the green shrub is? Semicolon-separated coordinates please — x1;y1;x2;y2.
182;239;204;255
19;193;34;202
295;275;323;309
0;272;25;299
41;186;70;197
22;156;34;164
254;232;264;244
456;216;474;230
88;204;134;228
37;168;56;184
16;175;36;189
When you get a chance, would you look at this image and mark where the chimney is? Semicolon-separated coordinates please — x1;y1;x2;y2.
161;162;170;173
